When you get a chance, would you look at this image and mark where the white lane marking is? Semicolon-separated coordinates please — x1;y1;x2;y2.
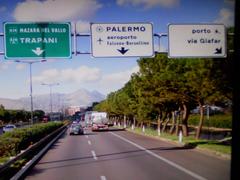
100;176;107;180
91;150;98;160
88;140;92;145
85;135;89;138
110;132;207;180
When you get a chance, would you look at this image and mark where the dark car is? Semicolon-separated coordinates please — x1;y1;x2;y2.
69;124;84;135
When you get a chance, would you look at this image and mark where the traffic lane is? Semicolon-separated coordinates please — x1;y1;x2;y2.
87;130;202;180
26;131;104;180
112;130;230;180
26;128;229;180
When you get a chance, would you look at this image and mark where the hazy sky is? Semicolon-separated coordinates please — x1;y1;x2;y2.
0;0;235;99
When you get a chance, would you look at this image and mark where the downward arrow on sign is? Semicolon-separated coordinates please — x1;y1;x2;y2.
32;47;44;56
117;47;129;55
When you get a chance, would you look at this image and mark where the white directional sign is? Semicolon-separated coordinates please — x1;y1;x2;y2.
91;23;154;57
168;24;226;58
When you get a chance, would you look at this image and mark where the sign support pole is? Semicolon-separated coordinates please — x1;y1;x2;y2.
76;33;91;55
29;62;33;124
0;33;4;55
74;22;77;56
154;33;168;53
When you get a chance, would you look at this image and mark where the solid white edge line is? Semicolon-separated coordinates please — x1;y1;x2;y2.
109;132;207;180
91;150;98;160
100;175;107;180
88;140;92;145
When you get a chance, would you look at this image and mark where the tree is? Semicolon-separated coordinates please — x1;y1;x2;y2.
33;110;45;121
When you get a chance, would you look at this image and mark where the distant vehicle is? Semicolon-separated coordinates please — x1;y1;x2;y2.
3;124;16;133
190;105;224;115
42;116;49;123
91;112;109;131
84;111;94;127
69;124;84;135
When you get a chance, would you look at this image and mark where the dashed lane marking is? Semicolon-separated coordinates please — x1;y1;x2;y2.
100;175;107;180
91;150;98;160
88;140;92;145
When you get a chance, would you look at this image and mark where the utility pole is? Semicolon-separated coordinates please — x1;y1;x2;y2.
15;60;46;124
41;82;60;121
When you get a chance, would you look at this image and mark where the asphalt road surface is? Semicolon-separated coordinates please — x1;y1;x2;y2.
25;128;230;180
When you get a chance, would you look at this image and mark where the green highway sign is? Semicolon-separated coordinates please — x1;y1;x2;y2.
4;22;71;59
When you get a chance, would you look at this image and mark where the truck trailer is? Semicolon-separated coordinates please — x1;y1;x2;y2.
91;112;109;131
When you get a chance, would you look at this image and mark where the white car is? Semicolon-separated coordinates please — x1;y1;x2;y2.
3;124;16;133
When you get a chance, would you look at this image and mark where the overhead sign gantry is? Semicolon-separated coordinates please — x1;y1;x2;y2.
1;22;227;59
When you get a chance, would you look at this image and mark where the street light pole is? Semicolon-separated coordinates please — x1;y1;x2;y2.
41;83;59;121
29;62;33;124
15;60;46;125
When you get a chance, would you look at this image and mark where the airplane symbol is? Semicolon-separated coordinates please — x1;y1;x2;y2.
97;38;103;45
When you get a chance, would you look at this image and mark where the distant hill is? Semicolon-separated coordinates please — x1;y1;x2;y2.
0;89;105;112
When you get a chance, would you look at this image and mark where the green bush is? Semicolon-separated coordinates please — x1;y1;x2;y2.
0;122;63;159
188;114;232;129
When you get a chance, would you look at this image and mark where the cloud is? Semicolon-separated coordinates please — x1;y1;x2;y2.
116;0;179;9
72;21;90;33
99;66;139;92
32;65;139;94
32;65;101;84
16;64;26;70
61;66;101;82
214;8;234;27
0;63;8;70
13;0;102;22
0;61;14;71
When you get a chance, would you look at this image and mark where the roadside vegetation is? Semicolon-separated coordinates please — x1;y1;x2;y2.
127;127;231;156
0;121;64;164
0;106;45;125
188;114;232;129
94;28;233;141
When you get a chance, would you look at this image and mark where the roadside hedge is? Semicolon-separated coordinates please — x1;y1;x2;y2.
0;122;63;160
188;114;232;129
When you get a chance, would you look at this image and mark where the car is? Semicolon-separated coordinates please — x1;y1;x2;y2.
3;124;16;133
69;124;84;135
92;123;108;131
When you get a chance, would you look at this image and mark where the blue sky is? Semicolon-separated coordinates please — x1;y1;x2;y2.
0;0;235;99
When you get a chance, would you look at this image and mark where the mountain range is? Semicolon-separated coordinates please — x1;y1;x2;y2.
0;89;105;112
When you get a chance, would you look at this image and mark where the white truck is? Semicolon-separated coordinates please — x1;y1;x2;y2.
90;112;109;131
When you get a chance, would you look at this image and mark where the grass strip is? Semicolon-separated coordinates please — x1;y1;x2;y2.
127;127;231;157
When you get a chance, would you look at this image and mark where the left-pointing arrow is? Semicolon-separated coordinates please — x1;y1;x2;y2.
32;47;44;56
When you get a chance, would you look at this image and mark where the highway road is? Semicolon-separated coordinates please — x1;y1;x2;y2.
25;129;230;180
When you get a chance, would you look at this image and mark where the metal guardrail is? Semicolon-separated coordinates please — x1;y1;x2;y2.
0;124;68;178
